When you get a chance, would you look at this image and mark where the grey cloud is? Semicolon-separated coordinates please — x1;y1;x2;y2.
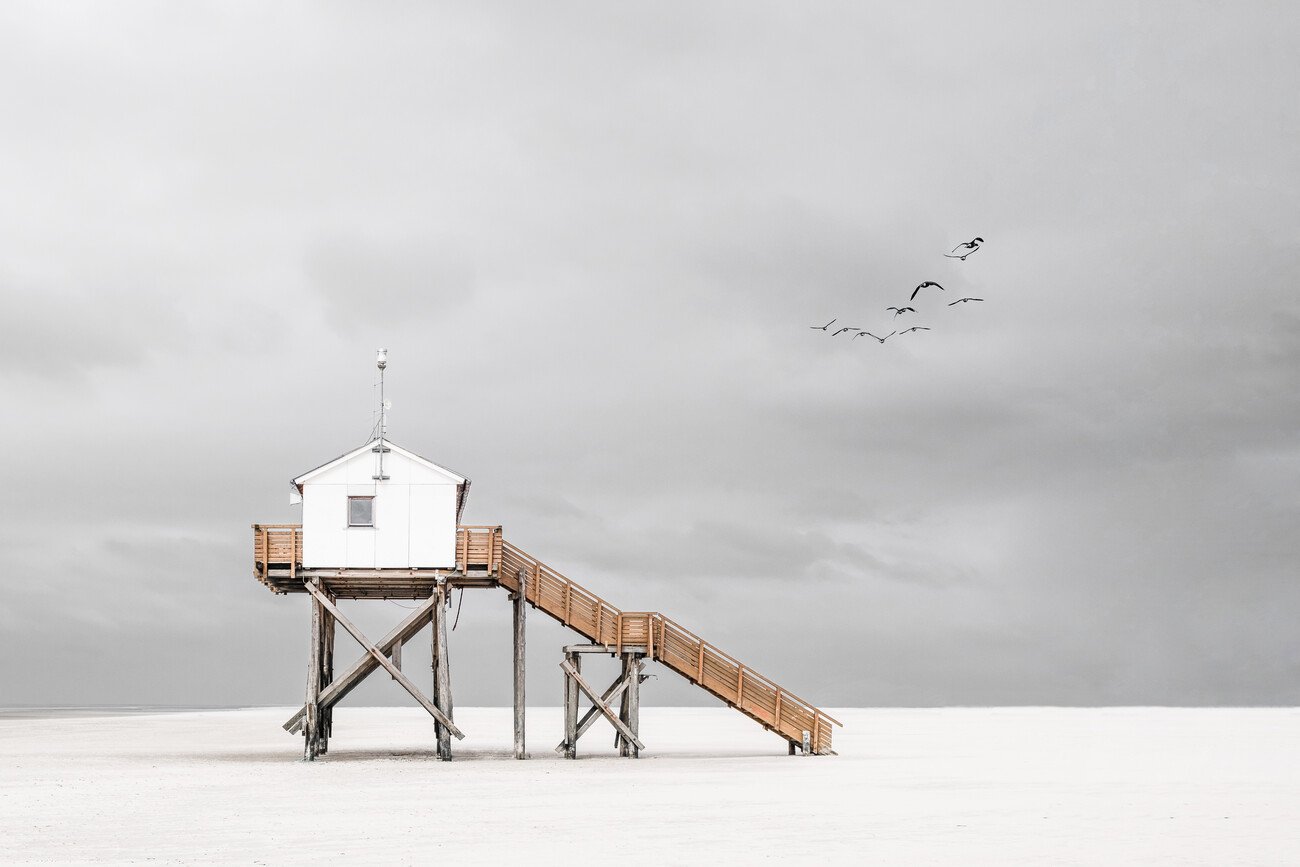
1;1;1298;710
305;232;477;330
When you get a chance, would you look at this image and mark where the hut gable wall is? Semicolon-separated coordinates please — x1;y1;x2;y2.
298;442;461;569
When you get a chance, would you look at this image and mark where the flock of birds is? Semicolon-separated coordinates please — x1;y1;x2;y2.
811;237;985;344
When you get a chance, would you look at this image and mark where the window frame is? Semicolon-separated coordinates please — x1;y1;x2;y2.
347;495;376;528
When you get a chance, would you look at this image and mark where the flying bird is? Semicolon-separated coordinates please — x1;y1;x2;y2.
944;237;984;260
852;330;874;339
910;282;944;302
899;326;931;334
862;331;895;344
832;327;860;336
810;318;836;331
947;297;984;306
887;306;916;317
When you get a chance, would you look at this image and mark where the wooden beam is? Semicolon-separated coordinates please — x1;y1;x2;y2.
617;653;642;758
433;584;454;758
562;651;580;759
303;583;464;740
320;593;336;753
625;654;641;759
513;568;527;760
560;659;645;753
283;594;438;733
304;582;322;761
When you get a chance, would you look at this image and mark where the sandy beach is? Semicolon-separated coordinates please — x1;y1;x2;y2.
1;706;1295;864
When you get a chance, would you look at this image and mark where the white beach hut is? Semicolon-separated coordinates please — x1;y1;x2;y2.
290;438;470;569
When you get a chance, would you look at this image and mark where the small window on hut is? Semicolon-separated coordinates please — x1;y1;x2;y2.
348;496;374;527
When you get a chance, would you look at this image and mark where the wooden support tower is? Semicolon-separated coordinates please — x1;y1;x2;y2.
558;644;647;759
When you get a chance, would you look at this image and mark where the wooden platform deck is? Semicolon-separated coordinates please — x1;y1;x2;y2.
252;523;840;754
252;525;502;598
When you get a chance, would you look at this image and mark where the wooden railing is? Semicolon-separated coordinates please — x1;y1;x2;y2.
252;524;502;577
455;525;503;574
497;540;840;754
252;524;302;581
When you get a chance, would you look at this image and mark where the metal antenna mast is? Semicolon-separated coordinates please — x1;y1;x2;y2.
373;348;390;480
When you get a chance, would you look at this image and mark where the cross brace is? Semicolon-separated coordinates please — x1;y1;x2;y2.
559;659;645;753
554;668;644;753
284;592;439;733
302;584;464;740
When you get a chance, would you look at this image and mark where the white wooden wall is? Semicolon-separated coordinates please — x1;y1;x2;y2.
300;447;460;569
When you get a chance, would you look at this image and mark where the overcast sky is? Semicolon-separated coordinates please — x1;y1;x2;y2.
2;2;1297;712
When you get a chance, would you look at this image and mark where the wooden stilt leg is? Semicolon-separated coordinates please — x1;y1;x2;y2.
616;654;631;754
430;594;443;750
513;569;527;760
563;651;580;759
788;740;797;756
304;580;323;761
434;583;453;761
319;594;335;755
626;655;641;759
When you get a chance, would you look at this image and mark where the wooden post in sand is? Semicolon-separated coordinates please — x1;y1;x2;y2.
304;577;323;761
563;650;580;759
433;581;453;760
513;568;528;759
617;653;642;758
319;590;336;755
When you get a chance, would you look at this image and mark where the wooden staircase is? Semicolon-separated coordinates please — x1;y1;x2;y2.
498;539;840;755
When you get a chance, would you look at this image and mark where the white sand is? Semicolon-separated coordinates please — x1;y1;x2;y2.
1;707;1296;864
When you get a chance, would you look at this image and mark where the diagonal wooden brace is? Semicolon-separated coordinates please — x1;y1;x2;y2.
555;672;632;753
559;659;645;752
303;584;464;740
284;593;438;733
